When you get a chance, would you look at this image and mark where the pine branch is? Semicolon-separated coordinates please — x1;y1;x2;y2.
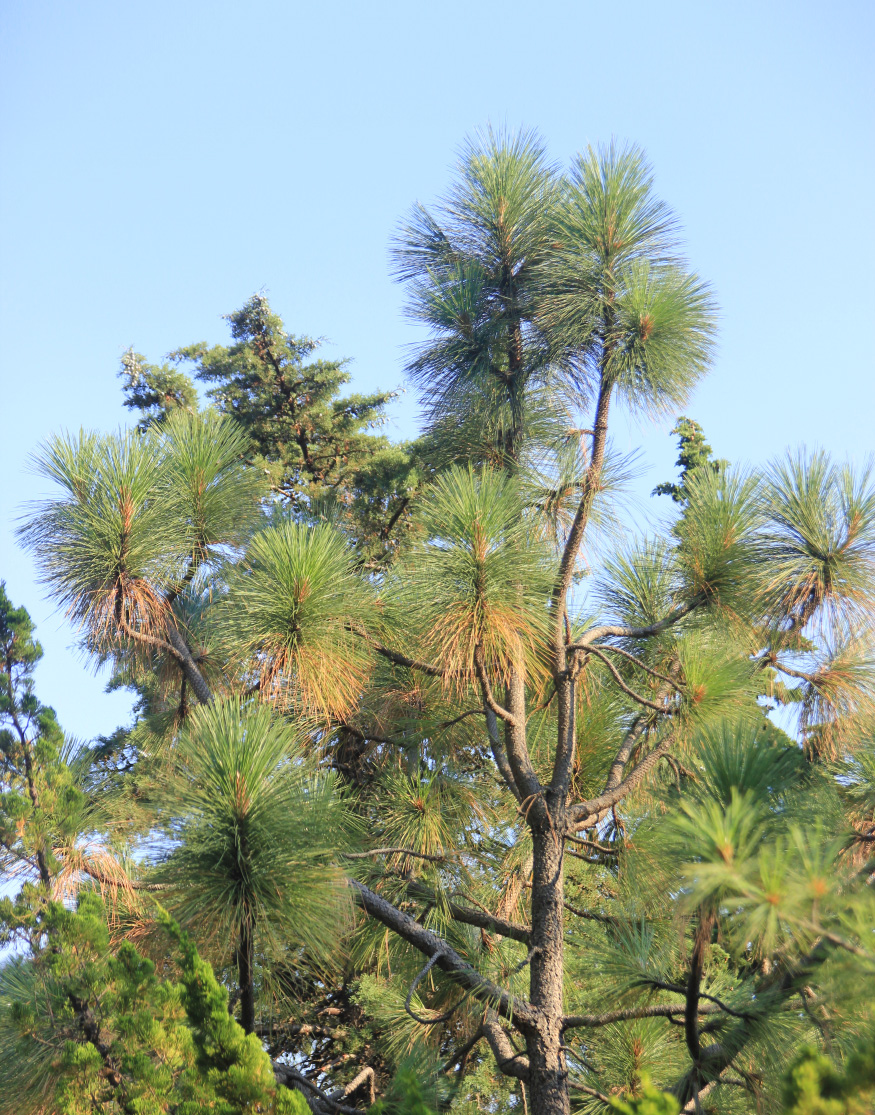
364;637;448;678
582;643;685;693
571;595;704;650
442;1026;484;1073
406;881;531;943
349;879;538;1028
474;647;517;726
342;847;454;863
569;735;675;830
581;646;671;712
483;1014;531;1081
563;1003;719;1030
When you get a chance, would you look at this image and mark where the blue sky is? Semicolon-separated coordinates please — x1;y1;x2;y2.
1;0;873;740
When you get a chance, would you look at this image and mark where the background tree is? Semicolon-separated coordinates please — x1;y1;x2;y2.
121;294;424;567
652;416;727;503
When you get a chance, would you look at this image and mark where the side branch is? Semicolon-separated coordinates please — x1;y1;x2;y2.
474;648;517;726
349;880;538;1028
406;882;531;944
342;847;454;863
362;636;448;678
483;1013;530;1081
586;644;685;693
570;735;674;829
563;1003;719;1030
572;596;703;650
119;617;213;705
583;646;672;712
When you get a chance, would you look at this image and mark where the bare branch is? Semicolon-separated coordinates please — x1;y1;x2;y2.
405;952;471;1025
571;595;704;650
483;1014;530;1081
474;647;517;726
442;1026;485;1073
342;847;453;863
680;1079;718;1113
406;882;531;944
583;643;685;693
644;980;754;1022
272;1062;361;1114
604;715;650;791
364;637;448;678
568;1081;613;1104
349;879;538;1028
566;835;617;856
570;735;675;829
563;901;617;927
564;1003;719;1030
485;705;521;801
583;646;672;712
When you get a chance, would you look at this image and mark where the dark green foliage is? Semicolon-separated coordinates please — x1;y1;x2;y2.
172;293;422;562
653;416;727;503
119;349;198;432
118;294;425;566
0;582;81;901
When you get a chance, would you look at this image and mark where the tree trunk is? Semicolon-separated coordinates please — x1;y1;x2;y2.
527;816;570;1115
238;910;256;1034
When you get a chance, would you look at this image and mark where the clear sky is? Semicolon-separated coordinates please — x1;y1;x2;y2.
1;0;873;741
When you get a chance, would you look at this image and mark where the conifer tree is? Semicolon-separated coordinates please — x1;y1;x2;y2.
120;294;423;566
4;130;875;1115
652;416;727;503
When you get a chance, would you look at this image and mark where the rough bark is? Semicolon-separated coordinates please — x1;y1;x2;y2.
165;625;213;705
527;814;570;1115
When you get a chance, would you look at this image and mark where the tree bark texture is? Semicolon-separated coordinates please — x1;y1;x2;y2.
527;810;570;1115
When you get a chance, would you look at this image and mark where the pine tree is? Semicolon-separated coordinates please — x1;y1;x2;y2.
5;130;875;1115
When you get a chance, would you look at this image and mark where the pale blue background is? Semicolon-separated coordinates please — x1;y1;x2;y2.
2;0;873;740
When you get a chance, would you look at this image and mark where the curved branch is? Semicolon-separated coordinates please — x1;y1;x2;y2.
474;647;517;726
584;646;672;712
570;735;675;829
118;617;213;705
405;952;471;1025
349;879;538;1028
485;704;521;802
483;1013;530;1081
572;596;703;650
584;643;685;693
771;660;820;684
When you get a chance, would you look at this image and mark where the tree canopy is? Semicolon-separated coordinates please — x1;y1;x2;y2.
4;128;875;1115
